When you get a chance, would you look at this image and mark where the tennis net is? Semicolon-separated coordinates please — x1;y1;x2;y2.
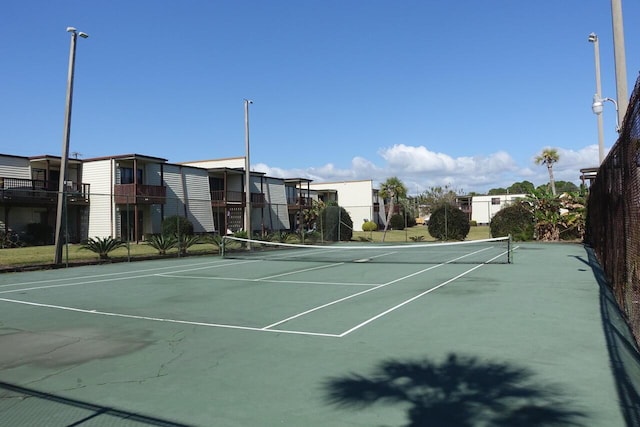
220;236;512;264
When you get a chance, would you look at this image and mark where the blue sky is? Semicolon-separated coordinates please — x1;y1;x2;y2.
2;1;639;194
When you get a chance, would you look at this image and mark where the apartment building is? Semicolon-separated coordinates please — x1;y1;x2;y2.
0;153;89;243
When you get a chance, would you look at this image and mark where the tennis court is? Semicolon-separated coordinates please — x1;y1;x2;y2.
0;240;639;426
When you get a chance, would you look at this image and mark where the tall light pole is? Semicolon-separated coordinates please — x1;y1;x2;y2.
54;27;88;265
610;0;628;128
244;99;253;245
588;33;606;164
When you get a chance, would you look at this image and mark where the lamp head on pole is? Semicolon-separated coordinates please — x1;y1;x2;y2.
588;32;598;43
66;27;89;38
592;94;604;114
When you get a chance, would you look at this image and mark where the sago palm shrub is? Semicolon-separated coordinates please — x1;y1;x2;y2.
81;237;126;260
145;234;177;255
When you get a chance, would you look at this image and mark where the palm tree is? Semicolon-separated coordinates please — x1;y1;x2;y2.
379;176;407;242
534;148;560;196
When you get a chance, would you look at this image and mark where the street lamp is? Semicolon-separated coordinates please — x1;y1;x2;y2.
588;32;606;164
54;27;88;265
591;94;620;132
244;99;253;247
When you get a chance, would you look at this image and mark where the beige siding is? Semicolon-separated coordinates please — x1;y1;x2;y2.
163;165;215;233
257;176;290;231
82;160;115;238
183;167;214;233
0;155;31;180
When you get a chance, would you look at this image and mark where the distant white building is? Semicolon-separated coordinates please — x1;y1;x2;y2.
308;180;382;232
471;194;526;225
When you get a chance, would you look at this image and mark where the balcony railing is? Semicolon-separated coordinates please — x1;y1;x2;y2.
0;177;90;205
211;190;245;207
210;191;266;208
114;184;166;204
287;196;311;209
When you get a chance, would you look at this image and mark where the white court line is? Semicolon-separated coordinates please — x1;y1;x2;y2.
156;274;379;287
338;249;512;337
0;260;258;295
0;297;341;338
261;262;446;330
0;258;252;289
256;262;346;280
0;245;515;338
261;246;498;331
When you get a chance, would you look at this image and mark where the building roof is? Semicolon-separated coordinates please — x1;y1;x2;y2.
83;153;169;163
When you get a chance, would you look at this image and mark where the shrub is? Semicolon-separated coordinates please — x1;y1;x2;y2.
145;234;177;255
303;230;321;244
362;221;378;232
389;214;405;230
176;234;201;255
81;236;126;259
469;220;478;227
427;204;470;240
318;206;353;241
162;215;194;237
490;203;534;241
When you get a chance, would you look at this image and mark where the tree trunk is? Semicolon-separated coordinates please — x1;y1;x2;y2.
381;200;394;242
547;165;556;195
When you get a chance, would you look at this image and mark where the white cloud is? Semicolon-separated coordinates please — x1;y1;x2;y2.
253;143;599;194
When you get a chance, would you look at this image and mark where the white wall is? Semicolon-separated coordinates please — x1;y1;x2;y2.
471;194;526;225
82;159;115;238
308;180;374;232
181;157;245;169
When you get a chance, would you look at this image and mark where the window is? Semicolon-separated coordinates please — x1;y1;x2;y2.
209;177;224;191
491;198;501;205
120;167;143;184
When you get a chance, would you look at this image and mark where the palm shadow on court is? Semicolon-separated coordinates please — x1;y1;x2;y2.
324;353;586;427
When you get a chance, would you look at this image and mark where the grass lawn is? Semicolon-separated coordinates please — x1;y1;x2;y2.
0;242;218;270
0;226;493;270
352;225;492;243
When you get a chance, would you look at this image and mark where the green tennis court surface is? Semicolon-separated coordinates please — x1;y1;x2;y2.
0;242;639;426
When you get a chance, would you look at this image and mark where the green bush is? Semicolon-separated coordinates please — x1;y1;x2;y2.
490;203;534;241
469;220;478;227
362;221;378;232
162;215;194;237
390;214;405;230
318;206;353;241
176;234;201;255
427;204;470;240
145;234;177;255
81;236;126;259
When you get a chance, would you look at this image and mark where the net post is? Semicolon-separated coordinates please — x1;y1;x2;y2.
220;236;226;258
508;234;512;264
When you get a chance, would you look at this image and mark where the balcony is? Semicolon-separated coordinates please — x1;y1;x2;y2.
0;177;90;205
287;196;311;210
210;190;245;207
210;191;266;208
114;184;166;204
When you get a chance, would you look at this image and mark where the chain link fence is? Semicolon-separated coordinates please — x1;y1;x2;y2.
586;75;640;348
